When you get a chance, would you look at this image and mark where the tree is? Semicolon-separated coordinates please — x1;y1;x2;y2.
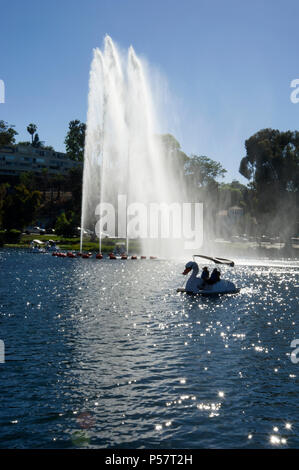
218;180;248;209
240;129;299;192
159;133;188;176
66;166;83;216
19;138;51;150
65;120;86;161
0;121;18;146
184;155;227;242
17;141;31;146
55;211;77;237
185;155;227;188
43;145;54;151
40;168;49;200
52;174;64;200
32;133;41;148
19;171;38;191
239;128;299;238
27;123;37;144
159;134;189;165
2;184;41;230
0;183;9;228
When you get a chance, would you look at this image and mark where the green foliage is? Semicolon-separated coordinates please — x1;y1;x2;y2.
32;133;41;148
160;134;188;160
67;166;82;211
218;180;248;209
17;141;31;146
185;155;227;187
0;120;18;146
239;128;299;237
25;124;48;148
0;230;5;246
3;116;298;242
239;128;299;192
159;133;189;173
55;212;77;238
2;184;41;231
4;229;22;243
0;229;22;245
27;123;37;144
65;120;86;161
43;145;54;151
19;172;37;191
0;183;9;227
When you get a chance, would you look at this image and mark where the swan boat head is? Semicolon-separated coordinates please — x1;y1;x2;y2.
182;261;199;276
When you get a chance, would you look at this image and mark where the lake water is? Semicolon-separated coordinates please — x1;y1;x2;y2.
0;249;298;448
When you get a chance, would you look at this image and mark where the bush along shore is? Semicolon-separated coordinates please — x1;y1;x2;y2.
0;232;141;253
1;232;298;259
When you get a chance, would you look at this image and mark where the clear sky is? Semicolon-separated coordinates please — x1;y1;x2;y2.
1;0;299;182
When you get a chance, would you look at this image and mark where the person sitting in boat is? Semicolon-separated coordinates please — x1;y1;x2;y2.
201;267;209;281
207;268;221;285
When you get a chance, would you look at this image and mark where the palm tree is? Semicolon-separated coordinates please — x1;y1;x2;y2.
32;133;41;148
27;123;37;144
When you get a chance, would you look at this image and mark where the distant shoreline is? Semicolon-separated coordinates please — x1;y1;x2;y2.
1;233;298;260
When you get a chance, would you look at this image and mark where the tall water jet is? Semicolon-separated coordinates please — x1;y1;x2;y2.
81;36;194;257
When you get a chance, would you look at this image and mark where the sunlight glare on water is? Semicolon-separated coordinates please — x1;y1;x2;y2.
0;249;298;448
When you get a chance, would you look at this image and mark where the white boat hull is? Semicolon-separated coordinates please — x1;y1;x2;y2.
177;280;240;296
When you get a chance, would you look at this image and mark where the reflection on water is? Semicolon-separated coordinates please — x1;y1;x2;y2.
0;249;298;448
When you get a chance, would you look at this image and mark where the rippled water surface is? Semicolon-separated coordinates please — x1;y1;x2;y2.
0;249;298;448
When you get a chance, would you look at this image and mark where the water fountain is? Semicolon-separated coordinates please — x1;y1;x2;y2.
81;36;191;257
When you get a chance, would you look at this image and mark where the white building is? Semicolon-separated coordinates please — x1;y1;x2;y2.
0;145;81;178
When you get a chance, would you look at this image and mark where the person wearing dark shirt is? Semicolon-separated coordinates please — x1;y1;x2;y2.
207;268;220;284
201;267;209;281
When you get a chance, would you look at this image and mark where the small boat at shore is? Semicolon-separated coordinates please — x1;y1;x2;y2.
30;239;60;253
30;240;46;253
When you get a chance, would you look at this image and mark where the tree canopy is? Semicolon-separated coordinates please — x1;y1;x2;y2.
0;120;18;146
185;155;227;187
239;128;299;237
1;184;41;230
64;120;86;161
27;123;37;144
239;128;299;193
159;134;188;164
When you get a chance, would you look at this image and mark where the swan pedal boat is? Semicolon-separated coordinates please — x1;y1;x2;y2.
178;255;240;296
